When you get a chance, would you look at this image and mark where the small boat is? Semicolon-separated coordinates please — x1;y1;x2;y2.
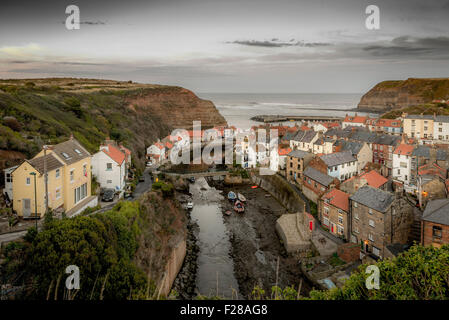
228;191;237;201
251;185;258;189
224;210;232;216
234;200;245;213
237;193;246;202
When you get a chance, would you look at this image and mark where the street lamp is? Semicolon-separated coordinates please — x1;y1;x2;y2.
30;172;38;232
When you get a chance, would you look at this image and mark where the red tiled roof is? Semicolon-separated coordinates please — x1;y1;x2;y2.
322;188;350;212
374;119;401;128
165;141;173;149
360;170;388;188
155;142;165;150
394;144;414;155
278;147;292;156
103;144;125;165
343;115;367;124
119;144;131;156
322;122;340;129
301;125;311;131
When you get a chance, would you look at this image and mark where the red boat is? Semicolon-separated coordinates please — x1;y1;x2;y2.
234;200;245;213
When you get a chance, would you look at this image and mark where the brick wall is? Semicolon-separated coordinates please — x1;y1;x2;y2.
337;243;360;263
422;221;449;247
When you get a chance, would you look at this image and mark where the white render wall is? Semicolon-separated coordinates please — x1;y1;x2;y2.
91;151;126;191
392;153;412;185
433;121;449;141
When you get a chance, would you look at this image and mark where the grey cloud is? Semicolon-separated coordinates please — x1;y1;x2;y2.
227;39;331;48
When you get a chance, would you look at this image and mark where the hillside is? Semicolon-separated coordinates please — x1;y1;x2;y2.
0;78;227;169
357;78;449;112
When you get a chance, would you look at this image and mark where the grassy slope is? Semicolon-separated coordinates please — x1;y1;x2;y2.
0;79;173;168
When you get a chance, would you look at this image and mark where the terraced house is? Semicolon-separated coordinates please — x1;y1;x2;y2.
403;114;434;140
320;151;357;182
11;138;96;218
320;188;350;240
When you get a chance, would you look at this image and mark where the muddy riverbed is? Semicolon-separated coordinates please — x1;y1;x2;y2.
174;177;311;300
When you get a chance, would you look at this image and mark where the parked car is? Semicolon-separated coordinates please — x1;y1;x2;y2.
186;202;194;210
102;189;115;202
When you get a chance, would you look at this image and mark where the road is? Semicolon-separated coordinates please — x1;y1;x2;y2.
128;168;153;200
0;230;28;247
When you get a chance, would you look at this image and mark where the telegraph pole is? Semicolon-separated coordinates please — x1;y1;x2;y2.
44;145;49;214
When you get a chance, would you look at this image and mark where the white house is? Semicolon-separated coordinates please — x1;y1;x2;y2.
3;165;18;202
146;142;166;165
290;130;318;153
320;151;357;181
342;114;368;129
434;116;449;142
92;144;127;192
392;144;414;187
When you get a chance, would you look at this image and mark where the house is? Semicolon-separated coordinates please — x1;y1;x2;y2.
312;137;335;155
320;151;357;181
290;130;318;153
392;144;414;189
421;199;449;247
320;188;350;240
433;116;449;141
286;150;314;184
92;143;127;192
146;142;166;165
278;146;292;171
302;166;339;203
335;140;372;174
417;163;447;208
340;170;388;194
3;165;18;202
368;118;403;135
342;114;368;129
350;185;413;259
11;138;96;218
312;122;340;133
372;134;401;176
403;114;435;140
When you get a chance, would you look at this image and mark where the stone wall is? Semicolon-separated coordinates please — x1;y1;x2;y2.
157;239;187;297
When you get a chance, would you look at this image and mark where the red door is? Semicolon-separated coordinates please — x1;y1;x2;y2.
309;221;313;231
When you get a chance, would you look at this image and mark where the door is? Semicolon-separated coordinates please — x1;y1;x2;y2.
23;198;31;218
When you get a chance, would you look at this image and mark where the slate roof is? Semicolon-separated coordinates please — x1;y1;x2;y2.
51;139;91;165
340;141;364;156
422;199;449;225
320;151;356;167
293;130;317;143
303;167;334;187
437;149;448;161
282;131;297;141
288;150;310;158
350;185;395;213
405;114;435;119
412;145;430;158
349;131;377;144
435;115;449;123
373;134;401;146
325;128;352;139
28;154;64;174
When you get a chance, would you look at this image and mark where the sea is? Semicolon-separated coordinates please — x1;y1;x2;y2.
197;93;370;129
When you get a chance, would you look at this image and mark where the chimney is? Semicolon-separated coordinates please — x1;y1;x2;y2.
69;133;74;140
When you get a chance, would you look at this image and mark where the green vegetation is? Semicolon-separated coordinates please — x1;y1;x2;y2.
0;80;171;168
152;181;175;198
382;102;449;119
328;253;345;267
1;193;186;300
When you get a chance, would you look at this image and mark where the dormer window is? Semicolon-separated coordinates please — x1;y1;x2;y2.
74;149;82;155
61;152;71;160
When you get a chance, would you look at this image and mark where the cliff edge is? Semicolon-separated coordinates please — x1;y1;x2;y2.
357;78;449;112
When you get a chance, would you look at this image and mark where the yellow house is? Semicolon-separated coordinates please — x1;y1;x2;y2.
12;138;95;218
403;114;435;139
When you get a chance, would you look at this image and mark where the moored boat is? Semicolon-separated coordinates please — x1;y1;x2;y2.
237;193;246;202
234;200;245;213
228;191;237;201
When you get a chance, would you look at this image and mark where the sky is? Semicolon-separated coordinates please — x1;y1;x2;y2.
0;0;448;93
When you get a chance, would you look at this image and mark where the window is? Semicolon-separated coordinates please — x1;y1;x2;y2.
372;246;380;257
439;128;442;132
56;168;60;178
324;206;329;215
368;233;374;241
432;226;442;239
6;173;12;183
74;183;88;204
106;163;113;171
83;164;87;176
354;211;359;220
369;219;375;227
56;187;61;200
354;225;359;234
61;152;71;160
107;180;112;184
354;202;358;208
74;148;82;155
323;217;329;227
338;215;343;225
70;170;74;183
369;209;373;215
26;177;31;185
337;225;344;235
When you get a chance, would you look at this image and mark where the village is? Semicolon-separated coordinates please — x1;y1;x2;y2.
2;109;449;292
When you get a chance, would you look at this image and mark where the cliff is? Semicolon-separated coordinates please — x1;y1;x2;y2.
357;78;449;112
0;78;227;168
